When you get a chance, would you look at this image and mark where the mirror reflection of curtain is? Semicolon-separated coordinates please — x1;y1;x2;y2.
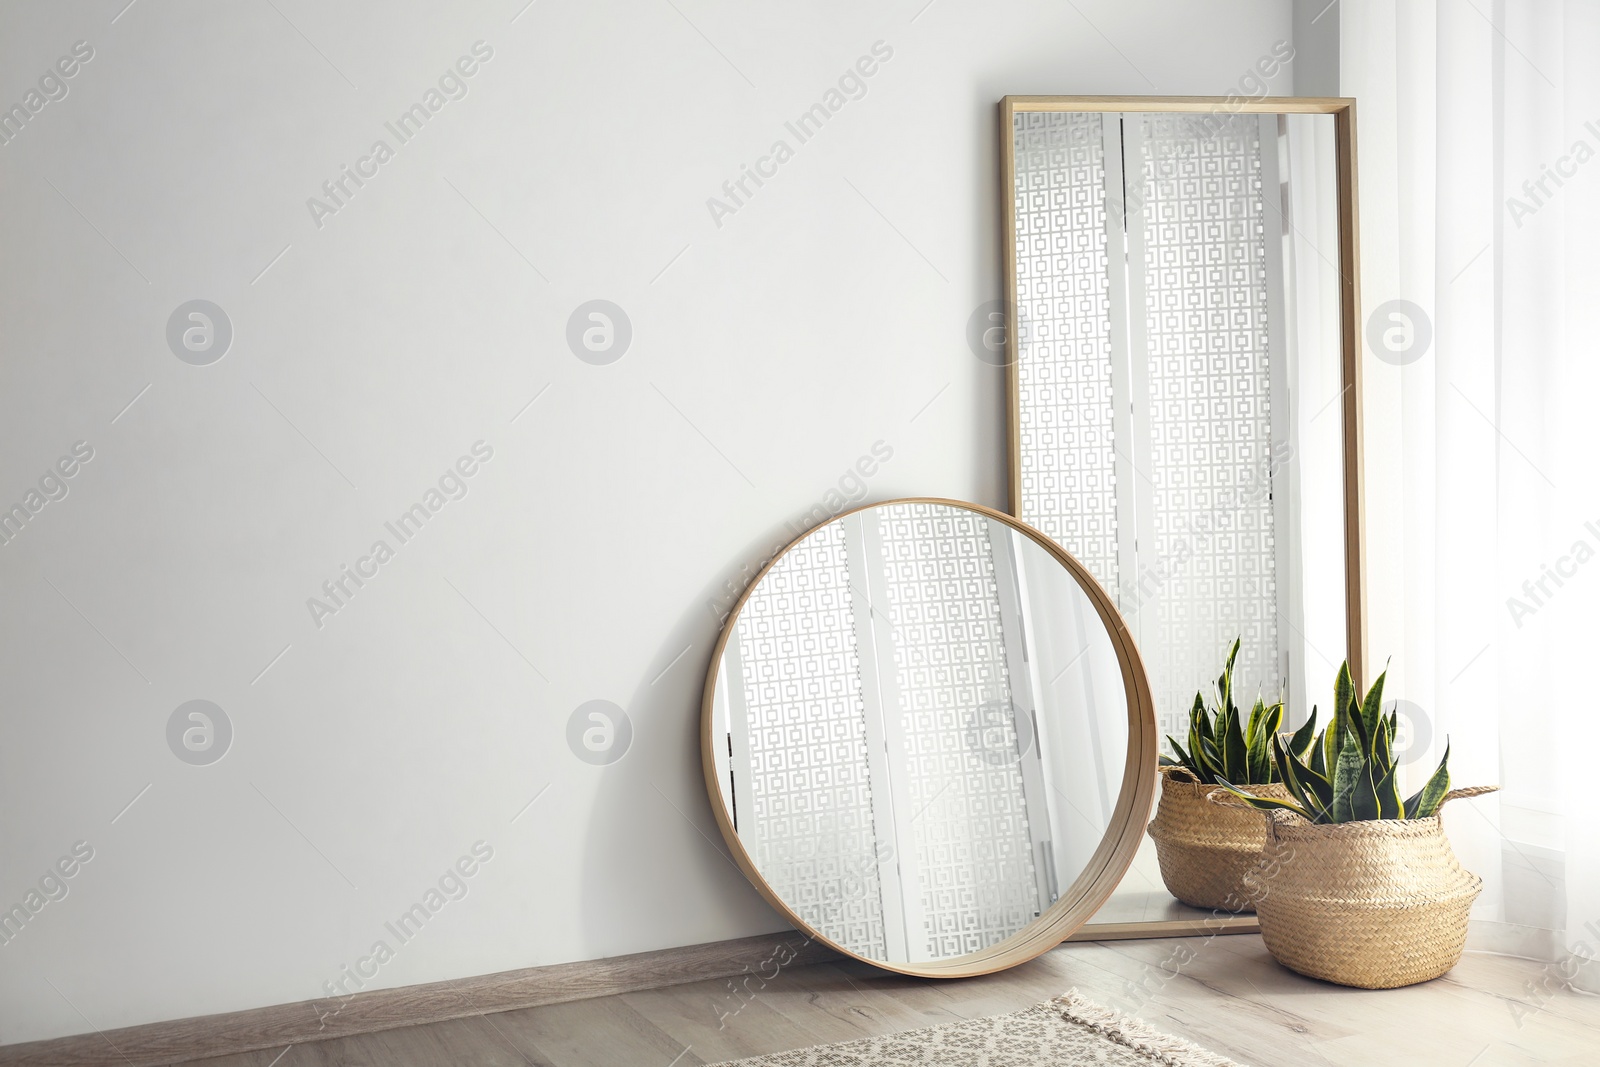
727;506;1069;962
870;504;1045;959
1014;111;1120;591
1281;113;1346;721
1131;112;1284;731
1013;110;1308;736
726;519;890;959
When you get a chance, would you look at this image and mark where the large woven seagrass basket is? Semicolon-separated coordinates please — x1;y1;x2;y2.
1214;785;1498;989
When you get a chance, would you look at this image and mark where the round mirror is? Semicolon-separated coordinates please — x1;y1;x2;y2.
702;499;1156;976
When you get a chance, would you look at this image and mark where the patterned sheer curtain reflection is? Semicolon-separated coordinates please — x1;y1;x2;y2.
1344;0;1600;985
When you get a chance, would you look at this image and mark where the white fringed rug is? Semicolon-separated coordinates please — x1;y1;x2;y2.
709;990;1245;1066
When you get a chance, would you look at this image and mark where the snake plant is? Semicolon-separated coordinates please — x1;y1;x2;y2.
1219;661;1453;822
1160;638;1317;786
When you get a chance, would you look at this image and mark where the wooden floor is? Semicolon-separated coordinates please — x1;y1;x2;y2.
188;934;1600;1067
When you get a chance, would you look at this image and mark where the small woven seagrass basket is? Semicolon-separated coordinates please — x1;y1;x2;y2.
1146;765;1290;912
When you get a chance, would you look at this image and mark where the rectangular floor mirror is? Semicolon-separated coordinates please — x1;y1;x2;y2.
998;96;1367;939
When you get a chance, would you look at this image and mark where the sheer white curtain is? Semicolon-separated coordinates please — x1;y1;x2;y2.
1343;0;1600;984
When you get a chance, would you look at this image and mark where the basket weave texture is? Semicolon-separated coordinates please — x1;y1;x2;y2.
1146;766;1288;912
1215;785;1498;989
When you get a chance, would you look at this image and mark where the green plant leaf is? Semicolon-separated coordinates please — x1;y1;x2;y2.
1289;707;1318;761
1360;666;1388;749
1331;730;1363;822
1263;702;1284;739
1351;763;1382;821
1372;715;1394;777
1271;734;1330;821
1166;735;1205;783
1278;735;1334;816
1258;702;1284;784
1246;696;1265;746
1347;694;1372;756
1222;703;1248;782
1409;742;1453;818
1244;698;1271;783
1326;663;1353;772
1251;747;1273;785
1375;760;1403;819
1214;776;1316;821
1192;693;1214;746
1217;638;1240;714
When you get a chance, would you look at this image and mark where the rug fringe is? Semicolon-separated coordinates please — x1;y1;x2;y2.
1053;990;1246;1067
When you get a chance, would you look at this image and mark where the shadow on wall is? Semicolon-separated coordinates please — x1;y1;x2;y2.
577;519;810;960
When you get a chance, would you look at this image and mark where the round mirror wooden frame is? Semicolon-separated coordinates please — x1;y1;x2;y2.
700;497;1158;977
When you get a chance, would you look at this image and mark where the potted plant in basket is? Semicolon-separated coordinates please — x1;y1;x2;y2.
1216;662;1497;989
1148;638;1319;912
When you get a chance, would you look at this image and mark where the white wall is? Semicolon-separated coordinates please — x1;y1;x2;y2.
0;0;1291;1043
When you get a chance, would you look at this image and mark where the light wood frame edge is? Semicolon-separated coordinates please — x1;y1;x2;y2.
1065;915;1259;941
1000;95;1370;935
700;497;1160;978
1333;101;1368;688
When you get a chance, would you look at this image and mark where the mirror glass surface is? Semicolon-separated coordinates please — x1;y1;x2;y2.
709;501;1132;966
1008;107;1349;924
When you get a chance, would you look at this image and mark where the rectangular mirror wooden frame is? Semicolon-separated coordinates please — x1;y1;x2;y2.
999;95;1368;941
